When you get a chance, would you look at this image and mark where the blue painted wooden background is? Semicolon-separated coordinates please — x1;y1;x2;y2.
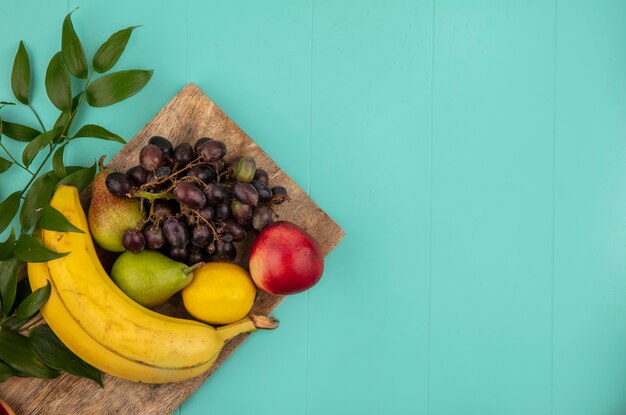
1;1;626;414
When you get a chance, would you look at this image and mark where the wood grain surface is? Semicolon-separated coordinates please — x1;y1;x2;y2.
0;83;344;415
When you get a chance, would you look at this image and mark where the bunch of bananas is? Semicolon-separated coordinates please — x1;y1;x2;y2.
28;185;277;384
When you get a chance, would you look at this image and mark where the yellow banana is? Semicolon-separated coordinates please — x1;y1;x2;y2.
28;261;216;383
29;185;277;383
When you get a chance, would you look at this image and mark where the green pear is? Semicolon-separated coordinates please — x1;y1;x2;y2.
88;163;145;252
111;250;201;308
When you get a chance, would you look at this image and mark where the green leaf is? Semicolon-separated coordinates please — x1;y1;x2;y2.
93;26;139;73
62;10;87;79
86;70;153;107
13;234;68;263
0;229;15;261
0;257;19;316
46;52;72;111
53;110;70;130
2;121;41;142
38;205;84;233
11;277;32;316
15;283;50;320
72;92;82;111
73;124;124;144
20;174;55;231
52;144;67;178
0;361;15;383
22;127;63;168
57;162;96;192
0;157;12;174
11;41;30;105
0;191;21;234
29;325;103;387
0;330;58;379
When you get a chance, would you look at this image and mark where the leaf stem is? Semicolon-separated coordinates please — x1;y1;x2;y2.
28;104;46;132
0;141;34;175
20;74;90;196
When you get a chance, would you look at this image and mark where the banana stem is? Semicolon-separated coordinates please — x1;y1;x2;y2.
250;315;279;330
216;315;279;342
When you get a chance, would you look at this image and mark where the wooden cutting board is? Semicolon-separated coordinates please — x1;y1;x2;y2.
0;83;344;415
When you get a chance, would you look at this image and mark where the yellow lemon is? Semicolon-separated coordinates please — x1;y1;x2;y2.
182;262;257;325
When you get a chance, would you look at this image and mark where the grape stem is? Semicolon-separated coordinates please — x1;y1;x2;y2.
138;157;205;190
183;207;221;244
131;190;174;200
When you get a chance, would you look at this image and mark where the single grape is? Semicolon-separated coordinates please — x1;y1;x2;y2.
126;166;150;187
163;217;189;247
204;183;227;205
213;159;227;173
228;156;242;173
271;186;289;204
186;165;216;183
206;242;216;255
253;169;269;184
198;206;214;221
153;200;177;221
197;140;227;162
235;157;256;182
173;143;195;165
214;203;231;221
221;233;234;243
143;223;166;250
232;181;259;206
224;219;246;242
148;136;173;158
231;200;253;225
216;240;237;261
123;229;145;253
194;137;212;154
169;245;189;262
191;223;211;247
215;222;226;233
105;172;132;197
188;247;205;265
156;165;172;177
140;144;164;171
174;182;206;209
251;180;273;202
252;204;273;231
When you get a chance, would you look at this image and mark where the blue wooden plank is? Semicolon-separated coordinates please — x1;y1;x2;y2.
429;1;555;413
308;1;432;413
553;1;626;414
0;0;68;239
66;0;189;168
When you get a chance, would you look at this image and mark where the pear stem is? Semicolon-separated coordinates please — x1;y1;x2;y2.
182;262;205;275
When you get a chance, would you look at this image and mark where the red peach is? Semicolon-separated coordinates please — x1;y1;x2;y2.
0;400;16;415
249;221;324;295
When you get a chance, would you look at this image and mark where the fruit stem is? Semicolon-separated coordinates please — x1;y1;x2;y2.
216;315;279;342
97;155;107;171
250;315;280;330
131;190;174;200
182;262;204;275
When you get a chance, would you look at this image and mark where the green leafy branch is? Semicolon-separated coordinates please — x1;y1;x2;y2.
0;10;152;386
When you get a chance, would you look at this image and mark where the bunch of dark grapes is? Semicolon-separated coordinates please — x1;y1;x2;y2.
105;136;289;265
